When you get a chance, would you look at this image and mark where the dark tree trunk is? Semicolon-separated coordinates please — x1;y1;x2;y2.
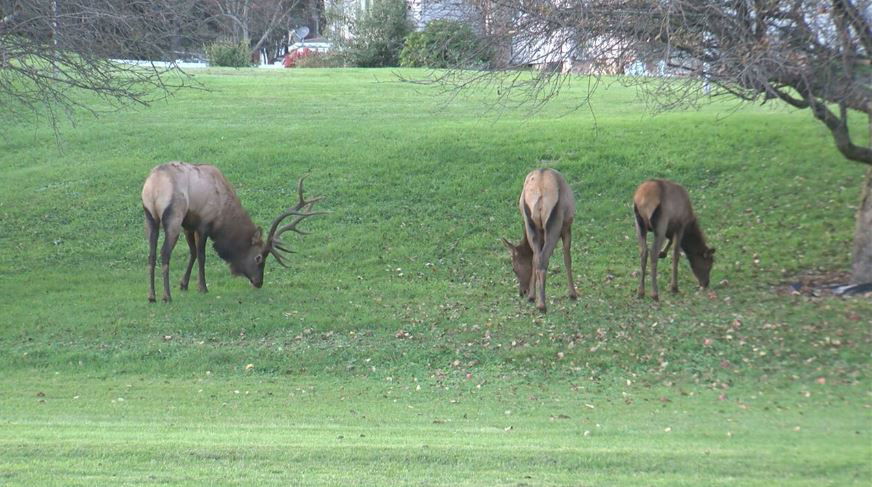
851;113;872;284
852;166;872;284
307;0;320;38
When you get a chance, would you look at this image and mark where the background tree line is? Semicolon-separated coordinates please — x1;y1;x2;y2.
0;0;324;63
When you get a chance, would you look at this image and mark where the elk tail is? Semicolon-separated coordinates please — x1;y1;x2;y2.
634;204;649;234
144;205;159;238
531;195;544;228
522;201;540;251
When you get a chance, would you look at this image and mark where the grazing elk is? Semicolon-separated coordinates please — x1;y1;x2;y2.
633;179;715;301
141;162;324;303
502;168;578;312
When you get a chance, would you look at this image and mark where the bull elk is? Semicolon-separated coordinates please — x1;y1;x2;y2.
502;168;578;312
141;162;325;303
633;179;715;301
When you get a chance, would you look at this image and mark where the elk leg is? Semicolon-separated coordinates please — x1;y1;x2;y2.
670;228;684;293
160;220;182;303
523;219;540;303
195;231;208;293
562;224;578;300
634;210;648;298
145;209;159;303
179;230;196;291
533;252;547;311
535;232;561;312
650;231;666;301
659;237;672;259
527;270;537;302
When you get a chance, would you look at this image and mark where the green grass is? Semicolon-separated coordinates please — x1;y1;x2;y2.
0;68;870;485
1;372;868;486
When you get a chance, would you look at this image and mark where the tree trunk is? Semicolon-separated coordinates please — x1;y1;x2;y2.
852;167;872;283
852;111;872;284
308;0;321;38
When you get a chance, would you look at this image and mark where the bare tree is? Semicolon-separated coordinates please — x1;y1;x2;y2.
437;0;872;283
0;0;204;130
207;0;302;56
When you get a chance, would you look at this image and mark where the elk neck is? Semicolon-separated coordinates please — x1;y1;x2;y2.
210;202;259;263
517;233;534;257
680;219;708;257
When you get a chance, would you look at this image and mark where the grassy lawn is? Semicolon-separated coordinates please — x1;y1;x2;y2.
0;68;870;485
1;371;867;486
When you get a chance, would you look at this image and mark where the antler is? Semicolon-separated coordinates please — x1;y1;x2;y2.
266;176;327;267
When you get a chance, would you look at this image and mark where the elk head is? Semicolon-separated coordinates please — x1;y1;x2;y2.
688;247;716;288
502;237;533;297
226;226;268;288
232;177;325;288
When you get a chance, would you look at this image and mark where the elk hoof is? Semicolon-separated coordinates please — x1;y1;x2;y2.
659;252;668;259
537;304;547;313
162;296;172;303
179;283;188;291
670;286;679;294
198;286;208;293
651;294;659;302
148;296;156;303
569;292;578;300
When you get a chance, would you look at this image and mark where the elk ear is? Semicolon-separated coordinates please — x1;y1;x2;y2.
501;238;515;252
252;227;263;245
706;248;716;258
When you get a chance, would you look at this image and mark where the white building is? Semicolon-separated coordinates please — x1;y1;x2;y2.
327;0;666;75
327;0;474;40
407;0;473;28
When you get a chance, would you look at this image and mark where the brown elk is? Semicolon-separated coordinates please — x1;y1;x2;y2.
633;179;715;301
141;162;324;303
502;168;578;312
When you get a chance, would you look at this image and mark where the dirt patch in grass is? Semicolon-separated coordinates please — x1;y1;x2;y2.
774;270;872;298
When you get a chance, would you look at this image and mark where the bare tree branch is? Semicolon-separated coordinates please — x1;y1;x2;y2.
1;0;206;131
207;0;303;56
429;1;870;164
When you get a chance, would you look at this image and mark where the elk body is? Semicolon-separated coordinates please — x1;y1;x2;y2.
633;179;715;301
141;162;323;303
502;168;578;312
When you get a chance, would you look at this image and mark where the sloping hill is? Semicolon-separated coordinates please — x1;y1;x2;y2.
1;68;869;486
